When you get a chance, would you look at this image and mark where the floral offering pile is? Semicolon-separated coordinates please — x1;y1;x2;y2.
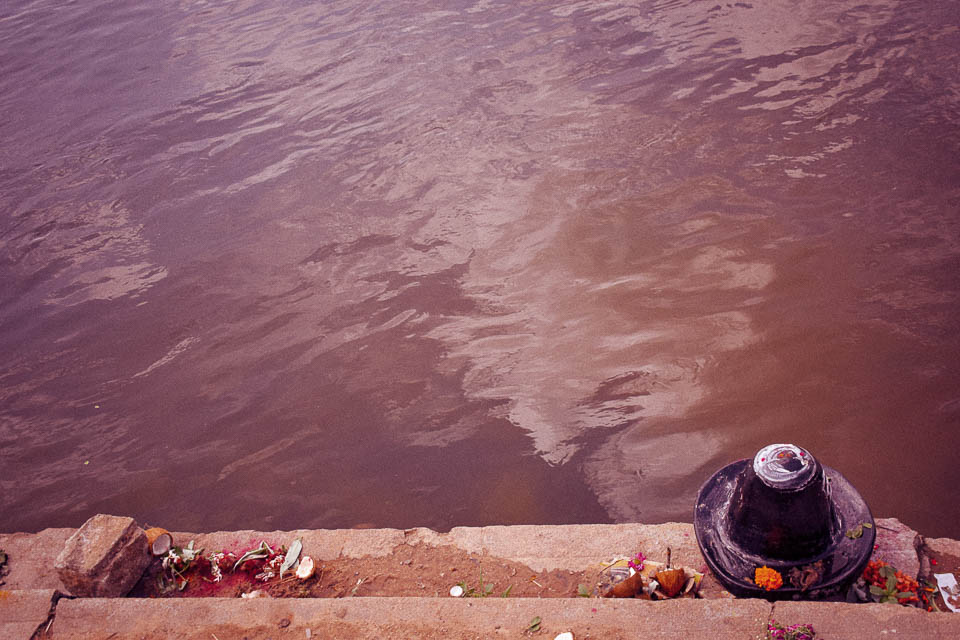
767;620;816;640
599;548;703;599
156;538;314;595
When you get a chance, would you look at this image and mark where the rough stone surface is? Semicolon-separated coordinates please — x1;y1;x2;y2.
0;528;74;590
479;522;702;572
923;536;960;563
53;595;770;639
920;535;960;583
871;517;921;577
177;523;701;573
0;589;57;639
54;515;150;597
773;601;959;639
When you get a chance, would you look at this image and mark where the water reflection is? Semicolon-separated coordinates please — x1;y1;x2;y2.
1;0;958;537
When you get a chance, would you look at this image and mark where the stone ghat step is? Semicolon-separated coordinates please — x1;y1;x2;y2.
1;519;935;591
3;519;958;639
31;595;958;639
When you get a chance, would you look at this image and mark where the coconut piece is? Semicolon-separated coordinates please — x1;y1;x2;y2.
296;555;316;580
145;528;172;557
655;568;686;598
602;571;645;598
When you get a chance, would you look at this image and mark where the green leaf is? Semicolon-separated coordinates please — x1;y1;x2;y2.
232;541;274;572
501;585;512;598
279;538;302;579
885;574;896;592
897;591;915;598
845;525;863;539
862;522;873;528
869;585;886;596
577;583;591;598
527;616;541;631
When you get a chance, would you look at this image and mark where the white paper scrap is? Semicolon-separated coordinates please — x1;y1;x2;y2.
934;573;960;613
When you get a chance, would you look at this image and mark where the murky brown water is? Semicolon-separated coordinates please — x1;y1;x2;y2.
2;0;959;537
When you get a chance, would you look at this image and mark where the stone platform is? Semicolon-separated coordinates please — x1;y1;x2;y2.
1;519;957;639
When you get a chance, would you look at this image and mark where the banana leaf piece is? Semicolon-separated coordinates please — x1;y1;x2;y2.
279;539;302;578
233;541;274;572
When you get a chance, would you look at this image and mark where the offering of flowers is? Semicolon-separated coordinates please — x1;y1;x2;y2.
161;541;204;591
861;560;919;604
754;566;784;591
601;548;702;599
158;539;298;593
767;620;816;640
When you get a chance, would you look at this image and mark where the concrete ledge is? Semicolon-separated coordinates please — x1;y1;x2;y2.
177;522;700;573
0;519;925;592
1;519;955;639
773;601;960;639
474;522;701;572
0;529;73;590
52;596;770;640
0;589;57;639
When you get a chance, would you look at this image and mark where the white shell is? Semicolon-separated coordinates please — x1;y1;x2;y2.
554;633;575;640
150;533;172;556
449;585;464;597
296;555;316;580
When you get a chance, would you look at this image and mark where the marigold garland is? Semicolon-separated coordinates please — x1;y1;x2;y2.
754;565;783;591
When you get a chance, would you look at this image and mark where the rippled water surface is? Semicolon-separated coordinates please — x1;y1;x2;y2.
2;0;959;536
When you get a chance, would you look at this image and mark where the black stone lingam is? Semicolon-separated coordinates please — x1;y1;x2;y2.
694;444;874;599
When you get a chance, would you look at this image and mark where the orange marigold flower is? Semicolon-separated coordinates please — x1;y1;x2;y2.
754;566;783;591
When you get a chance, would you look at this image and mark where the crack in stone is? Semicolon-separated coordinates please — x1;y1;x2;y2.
30;590;71;640
762;601;778;640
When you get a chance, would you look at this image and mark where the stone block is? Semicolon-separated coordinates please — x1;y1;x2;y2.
871;517;921;577
54;514;150;597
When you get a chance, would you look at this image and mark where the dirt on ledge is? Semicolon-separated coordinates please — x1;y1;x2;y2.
130;541;718;601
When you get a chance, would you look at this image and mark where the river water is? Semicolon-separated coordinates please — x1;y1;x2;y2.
2;0;959;537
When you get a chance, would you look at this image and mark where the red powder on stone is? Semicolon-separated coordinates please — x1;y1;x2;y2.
165;540;283;598
182;571;251;598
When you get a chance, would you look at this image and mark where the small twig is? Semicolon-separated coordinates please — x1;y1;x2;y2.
596;559;620;576
212;634;221;640
531;579;543;588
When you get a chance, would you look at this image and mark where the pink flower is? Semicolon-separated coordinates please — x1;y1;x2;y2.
627;552;646;572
